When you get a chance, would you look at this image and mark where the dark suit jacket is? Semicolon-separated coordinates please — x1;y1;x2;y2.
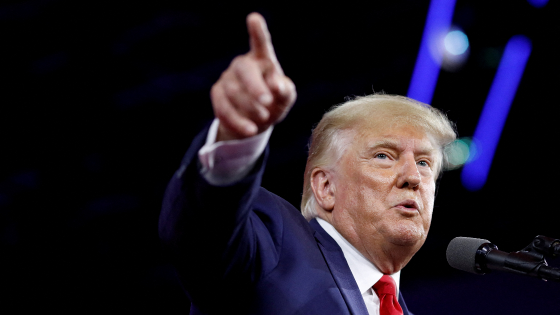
159;126;412;315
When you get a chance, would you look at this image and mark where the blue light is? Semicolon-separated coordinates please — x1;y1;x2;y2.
408;0;458;104
527;0;548;8
444;30;469;55
461;35;532;191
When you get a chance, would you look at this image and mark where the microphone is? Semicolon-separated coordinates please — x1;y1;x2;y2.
446;236;560;282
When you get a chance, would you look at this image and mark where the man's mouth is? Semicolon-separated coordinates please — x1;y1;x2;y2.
395;200;419;211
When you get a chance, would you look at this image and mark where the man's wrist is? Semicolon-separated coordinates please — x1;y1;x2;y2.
197;118;272;186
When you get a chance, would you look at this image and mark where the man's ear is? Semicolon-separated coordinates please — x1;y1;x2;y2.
310;168;335;212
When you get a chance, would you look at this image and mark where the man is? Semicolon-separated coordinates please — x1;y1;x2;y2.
159;12;456;314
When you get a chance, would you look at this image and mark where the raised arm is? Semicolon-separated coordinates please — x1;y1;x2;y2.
160;15;304;313
210;12;296;142
160;12;297;273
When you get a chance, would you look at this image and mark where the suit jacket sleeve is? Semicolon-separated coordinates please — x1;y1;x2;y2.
159;125;287;313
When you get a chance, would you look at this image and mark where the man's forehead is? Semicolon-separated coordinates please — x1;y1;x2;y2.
356;123;438;154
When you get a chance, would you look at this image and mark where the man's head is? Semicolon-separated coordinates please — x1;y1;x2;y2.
301;94;456;272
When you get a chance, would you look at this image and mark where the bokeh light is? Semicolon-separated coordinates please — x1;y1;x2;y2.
438;28;470;71
444;30;469;55
445;137;477;170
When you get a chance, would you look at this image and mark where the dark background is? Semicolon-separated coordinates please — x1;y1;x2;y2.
2;0;559;313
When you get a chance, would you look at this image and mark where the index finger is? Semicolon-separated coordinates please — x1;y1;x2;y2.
247;13;283;73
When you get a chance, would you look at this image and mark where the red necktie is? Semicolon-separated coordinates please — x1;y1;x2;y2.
373;275;403;315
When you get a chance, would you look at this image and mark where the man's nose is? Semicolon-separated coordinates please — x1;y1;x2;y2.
396;156;421;189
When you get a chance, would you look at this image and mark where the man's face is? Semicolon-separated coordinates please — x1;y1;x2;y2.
329;120;438;265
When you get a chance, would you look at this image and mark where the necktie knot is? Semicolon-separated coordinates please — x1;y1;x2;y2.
373;275;403;315
373;275;397;296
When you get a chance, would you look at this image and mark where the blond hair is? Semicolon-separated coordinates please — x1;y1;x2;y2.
301;94;456;220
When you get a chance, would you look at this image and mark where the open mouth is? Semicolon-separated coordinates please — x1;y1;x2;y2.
396;200;418;210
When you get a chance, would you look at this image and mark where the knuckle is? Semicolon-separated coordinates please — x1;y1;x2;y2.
286;78;297;97
214;105;231;123
231;55;248;69
287;78;295;89
217;69;229;82
210;84;220;103
223;81;240;97
231;56;242;67
210;83;219;95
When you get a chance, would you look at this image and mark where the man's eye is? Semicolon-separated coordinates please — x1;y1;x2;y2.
375;154;387;159
417;160;428;167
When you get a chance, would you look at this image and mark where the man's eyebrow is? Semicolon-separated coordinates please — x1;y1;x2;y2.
366;139;437;156
367;139;400;150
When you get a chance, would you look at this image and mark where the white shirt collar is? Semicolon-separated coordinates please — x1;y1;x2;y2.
317;218;400;295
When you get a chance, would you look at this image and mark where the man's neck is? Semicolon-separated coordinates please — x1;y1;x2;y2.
316;218;400;295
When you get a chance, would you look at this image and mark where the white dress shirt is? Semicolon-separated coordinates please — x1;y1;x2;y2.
197;118;401;314
317;218;400;315
198;119;272;186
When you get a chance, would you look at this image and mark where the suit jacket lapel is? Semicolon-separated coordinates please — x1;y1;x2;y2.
310;219;413;315
398;291;412;315
310;219;369;315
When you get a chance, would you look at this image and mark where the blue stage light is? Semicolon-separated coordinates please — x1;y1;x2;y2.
527;0;549;8
408;0;457;104
461;35;532;191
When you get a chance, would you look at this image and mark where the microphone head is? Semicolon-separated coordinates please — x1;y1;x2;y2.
446;237;490;274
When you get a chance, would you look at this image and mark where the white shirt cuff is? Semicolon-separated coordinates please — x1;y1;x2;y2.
198;119;272;186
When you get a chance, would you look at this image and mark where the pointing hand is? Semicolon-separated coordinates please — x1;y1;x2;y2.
210;13;297;141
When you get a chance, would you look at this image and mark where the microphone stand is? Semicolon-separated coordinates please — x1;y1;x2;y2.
478;235;560;282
